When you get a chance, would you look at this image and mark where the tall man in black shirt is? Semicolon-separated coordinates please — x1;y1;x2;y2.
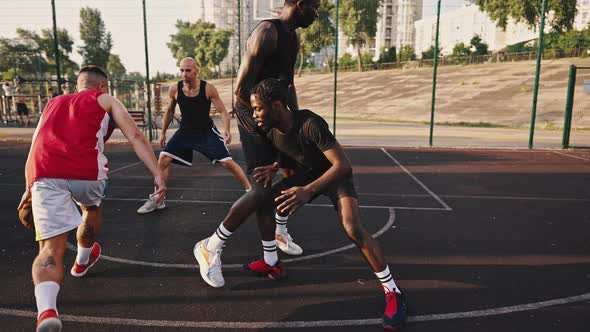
193;0;319;288
251;78;408;331
137;57;251;214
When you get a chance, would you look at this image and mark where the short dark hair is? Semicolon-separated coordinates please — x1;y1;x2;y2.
251;78;289;106
79;65;108;80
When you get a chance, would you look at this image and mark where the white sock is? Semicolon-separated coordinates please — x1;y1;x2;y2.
207;223;232;252
76;245;93;265
262;240;278;266
35;281;60;318
375;266;400;294
275;213;288;235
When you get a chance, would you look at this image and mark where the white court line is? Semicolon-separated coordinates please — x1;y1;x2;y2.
380;148;452;211
66;208;397;268
552;150;590;162
102;197;448;211
1;183;587;203
109;161;143;175
1;292;589;328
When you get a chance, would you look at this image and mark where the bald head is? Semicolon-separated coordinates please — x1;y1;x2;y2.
180;57;199;69
179;57;199;84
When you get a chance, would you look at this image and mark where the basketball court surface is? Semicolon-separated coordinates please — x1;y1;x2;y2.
1;141;589;331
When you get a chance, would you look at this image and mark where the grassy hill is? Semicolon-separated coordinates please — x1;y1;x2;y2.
206;57;590;129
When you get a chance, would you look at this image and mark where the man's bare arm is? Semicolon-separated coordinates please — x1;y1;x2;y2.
98;94;162;180
208;83;232;144
275;144;351;215
161;84;177;135
235;21;278;109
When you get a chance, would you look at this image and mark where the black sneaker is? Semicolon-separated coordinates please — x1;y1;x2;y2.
382;287;407;331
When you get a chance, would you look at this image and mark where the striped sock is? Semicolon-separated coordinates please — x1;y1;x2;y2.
375;266;400;294
206;223;232;252
275;213;288;235
262;240;278;266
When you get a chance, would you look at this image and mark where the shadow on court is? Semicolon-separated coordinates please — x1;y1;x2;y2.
1;141;589;331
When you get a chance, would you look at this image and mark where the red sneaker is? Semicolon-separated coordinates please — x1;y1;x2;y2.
36;309;62;332
70;242;101;277
382;287;407;331
243;258;287;280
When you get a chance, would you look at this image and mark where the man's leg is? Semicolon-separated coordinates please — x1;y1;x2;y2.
71;205;103;278
33;233;67;331
336;196;407;329
194;179;277;287
137;154;172;214
219;159;252;191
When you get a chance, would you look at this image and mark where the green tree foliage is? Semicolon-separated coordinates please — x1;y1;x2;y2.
507;25;590;53
338;0;382;71
167;20;232;78
207;29;232;78
421;45;442;60
472;0;578;33
301;0;336;72
379;46;397;63
452;42;471;57
107;54;126;79
470;35;489;55
399;45;416;62
79;7;112;69
0;27;77;80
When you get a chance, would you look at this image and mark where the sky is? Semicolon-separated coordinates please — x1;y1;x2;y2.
0;0;469;75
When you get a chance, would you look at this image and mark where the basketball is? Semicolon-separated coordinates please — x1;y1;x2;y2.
18;207;34;230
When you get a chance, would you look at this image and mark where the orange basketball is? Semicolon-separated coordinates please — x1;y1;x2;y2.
18;207;35;230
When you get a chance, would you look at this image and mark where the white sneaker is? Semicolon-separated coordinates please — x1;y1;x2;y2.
137;194;166;214
276;230;303;256
193;238;225;288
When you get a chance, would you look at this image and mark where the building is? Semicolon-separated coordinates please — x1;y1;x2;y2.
575;0;590;30
341;0;422;60
414;3;590;58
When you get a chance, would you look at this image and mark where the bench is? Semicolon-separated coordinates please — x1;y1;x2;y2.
128;110;146;129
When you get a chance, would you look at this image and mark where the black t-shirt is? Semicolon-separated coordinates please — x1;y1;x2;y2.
266;110;337;177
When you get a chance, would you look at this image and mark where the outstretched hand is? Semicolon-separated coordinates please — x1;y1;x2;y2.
252;162;279;188
275;186;312;216
152;175;167;204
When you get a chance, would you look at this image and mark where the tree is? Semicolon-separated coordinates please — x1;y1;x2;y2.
206;29;232;78
421;45;442;60
398;45;416;62
452;42;471;57
78;7;112;69
107;54;126;79
167;20;232;78
470;35;489;55
0;27;78;80
339;0;382;71
379;46;396;63
301;0;336;72
471;0;578;33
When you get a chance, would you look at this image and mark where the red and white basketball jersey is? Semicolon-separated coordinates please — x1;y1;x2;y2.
26;90;114;188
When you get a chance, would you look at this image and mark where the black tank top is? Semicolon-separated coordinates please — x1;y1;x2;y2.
253;19;298;85
177;80;213;134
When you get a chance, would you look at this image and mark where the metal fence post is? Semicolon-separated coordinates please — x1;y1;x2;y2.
562;65;577;149
529;0;548;149
429;0;441;146
142;0;153;141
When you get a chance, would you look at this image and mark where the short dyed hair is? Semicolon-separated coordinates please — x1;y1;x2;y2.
251;78;289;106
